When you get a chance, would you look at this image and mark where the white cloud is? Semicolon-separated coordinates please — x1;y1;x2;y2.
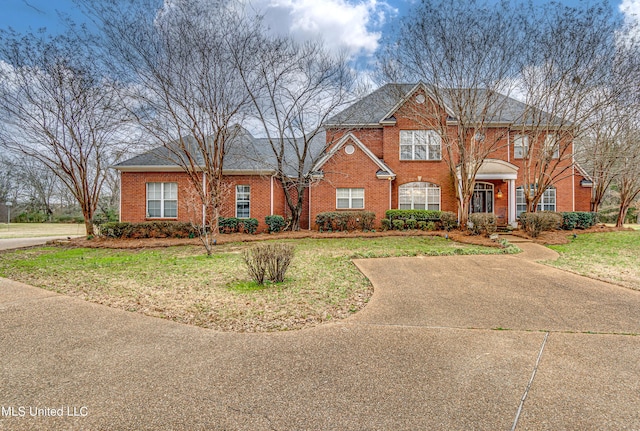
620;0;640;29
255;0;396;58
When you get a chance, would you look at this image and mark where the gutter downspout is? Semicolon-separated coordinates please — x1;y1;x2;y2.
118;171;122;222
308;180;312;230
202;172;207;226
571;147;576;211
270;175;274;215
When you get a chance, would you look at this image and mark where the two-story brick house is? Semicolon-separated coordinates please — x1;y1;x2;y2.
115;83;592;230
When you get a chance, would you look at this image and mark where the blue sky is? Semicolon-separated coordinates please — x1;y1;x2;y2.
0;0;636;60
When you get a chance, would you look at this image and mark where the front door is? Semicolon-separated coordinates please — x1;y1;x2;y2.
471;182;494;213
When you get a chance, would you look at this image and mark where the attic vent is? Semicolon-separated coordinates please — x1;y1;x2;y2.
344;144;355;155
415;94;426;104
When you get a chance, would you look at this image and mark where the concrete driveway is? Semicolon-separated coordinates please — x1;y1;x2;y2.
1;245;639;430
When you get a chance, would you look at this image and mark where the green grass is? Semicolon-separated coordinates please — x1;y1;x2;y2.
0;236;513;332
547;231;640;290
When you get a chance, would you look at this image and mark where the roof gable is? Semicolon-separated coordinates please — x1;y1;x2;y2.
311;133;395;179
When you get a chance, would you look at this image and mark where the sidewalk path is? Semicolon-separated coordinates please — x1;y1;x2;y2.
1;243;639;430
0;236;81;251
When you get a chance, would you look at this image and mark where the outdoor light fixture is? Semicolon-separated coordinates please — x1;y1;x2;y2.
496;189;503;199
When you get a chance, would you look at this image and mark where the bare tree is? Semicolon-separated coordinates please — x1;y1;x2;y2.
84;0;253;253
383;0;527;226
234;30;357;231
0;28;129;235
515;2;623;212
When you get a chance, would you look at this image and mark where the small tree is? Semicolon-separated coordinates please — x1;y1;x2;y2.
84;0;255;253
0;28;129;235
234;28;357;231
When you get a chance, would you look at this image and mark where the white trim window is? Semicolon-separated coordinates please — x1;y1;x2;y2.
336;188;364;209
147;182;178;218
400;130;441;161
513;134;529;159
236;185;251;218
544;134;560;159
399;182;441;210
516;186;556;217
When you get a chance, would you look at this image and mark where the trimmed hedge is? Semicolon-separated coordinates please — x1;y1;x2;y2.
219;217;258;234
519;212;563;237
265;215;285;233
99;221;197;239
99;218;258;238
384;209;458;231
316;211;376;232
468;213;497;235
561;212;597;230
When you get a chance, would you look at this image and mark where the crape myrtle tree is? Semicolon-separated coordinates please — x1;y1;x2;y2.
514;2;624;213
0;28;129;236
82;0;254;254
614;119;640;227
382;0;527;227
233;27;357;231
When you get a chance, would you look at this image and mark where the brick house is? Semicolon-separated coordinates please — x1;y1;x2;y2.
115;83;592;230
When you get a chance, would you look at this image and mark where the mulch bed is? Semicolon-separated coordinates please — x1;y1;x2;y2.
51;224;631;250
57;229;502;250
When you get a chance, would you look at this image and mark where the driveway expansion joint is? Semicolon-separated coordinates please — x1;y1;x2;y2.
511;332;549;431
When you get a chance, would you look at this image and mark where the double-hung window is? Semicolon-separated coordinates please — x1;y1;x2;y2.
236;185;250;218
544;134;560;159
398;182;441;210
400;130;441;161
513;134;529;159
147;182;177;218
336;188;364;209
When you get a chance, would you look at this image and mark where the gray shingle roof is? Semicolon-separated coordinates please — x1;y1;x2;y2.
327;83;564;127
115;127;326;177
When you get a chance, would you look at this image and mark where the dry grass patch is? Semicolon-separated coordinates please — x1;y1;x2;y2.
0;236;513;331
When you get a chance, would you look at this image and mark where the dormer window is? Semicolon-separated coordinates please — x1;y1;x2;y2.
400;130;441;161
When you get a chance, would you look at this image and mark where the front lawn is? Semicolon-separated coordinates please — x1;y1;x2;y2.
0;236;515;331
547;231;640;290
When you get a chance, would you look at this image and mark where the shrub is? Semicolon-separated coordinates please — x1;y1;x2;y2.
100;221;197;239
392;219;405;230
265;215;285;233
417;221;427;230
218;217;239;233
315;211;376;232
468;213;497;236
239;218;258;234
242;243;295;285
519;211;563;237
385;209;442;223
561;212;597;230
381;218;391;231
426;221;437;231
439;211;458;231
405;218;417;229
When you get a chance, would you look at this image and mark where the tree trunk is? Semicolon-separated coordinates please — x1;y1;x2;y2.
615;203;629;228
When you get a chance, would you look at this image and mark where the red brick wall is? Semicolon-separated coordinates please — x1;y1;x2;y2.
120;172;292;232
310;138;391;228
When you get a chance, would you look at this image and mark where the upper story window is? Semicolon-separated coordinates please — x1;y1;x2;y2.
147;182;177;218
513;134;529;159
544;134;560;159
337;188;364;209
400;130;441;161
398;182;441;210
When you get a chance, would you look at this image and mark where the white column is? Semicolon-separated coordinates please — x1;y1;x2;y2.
508;179;516;227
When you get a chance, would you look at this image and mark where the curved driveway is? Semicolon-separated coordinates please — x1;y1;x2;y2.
1;244;639;430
